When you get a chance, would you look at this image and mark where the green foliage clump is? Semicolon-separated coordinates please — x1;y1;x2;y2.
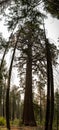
13;119;19;126
36;119;45;126
0;117;6;126
10;119;22;126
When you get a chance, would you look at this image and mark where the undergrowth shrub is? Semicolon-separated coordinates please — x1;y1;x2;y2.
0;117;6;126
10;118;22;126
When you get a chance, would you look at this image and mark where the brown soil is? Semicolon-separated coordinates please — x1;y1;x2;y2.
0;126;44;130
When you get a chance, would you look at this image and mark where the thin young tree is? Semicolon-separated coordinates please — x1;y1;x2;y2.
6;32;19;130
43;24;55;130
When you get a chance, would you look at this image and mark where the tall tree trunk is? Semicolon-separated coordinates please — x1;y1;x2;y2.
40;87;42;123
12;96;15;120
45;41;51;130
6;38;18;130
57;111;59;130
12;99;15;121
3;93;5;117
49;62;54;130
23;44;36;126
45;39;54;130
56;90;59;130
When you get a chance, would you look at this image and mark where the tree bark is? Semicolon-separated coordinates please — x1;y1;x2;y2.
23;44;36;126
49;61;54;130
45;41;51;130
40;87;42;123
56;91;59;130
3;92;5;117
45;39;54;130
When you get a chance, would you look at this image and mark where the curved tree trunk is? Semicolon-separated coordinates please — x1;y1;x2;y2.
23;44;36;126
6;36;18;130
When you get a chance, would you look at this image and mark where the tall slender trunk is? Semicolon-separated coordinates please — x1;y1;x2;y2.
12;96;15;120
57;111;59;130
45;39;54;130
56;91;59;130
49;62;54;130
40;88;42;123
6;38;18;130
23;44;36;126
0;47;7;69
43;22;54;130
0;44;8;117
45;41;51;130
3;93;5;117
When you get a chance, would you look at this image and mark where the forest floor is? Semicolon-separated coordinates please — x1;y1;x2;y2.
0;126;44;130
0;126;57;130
